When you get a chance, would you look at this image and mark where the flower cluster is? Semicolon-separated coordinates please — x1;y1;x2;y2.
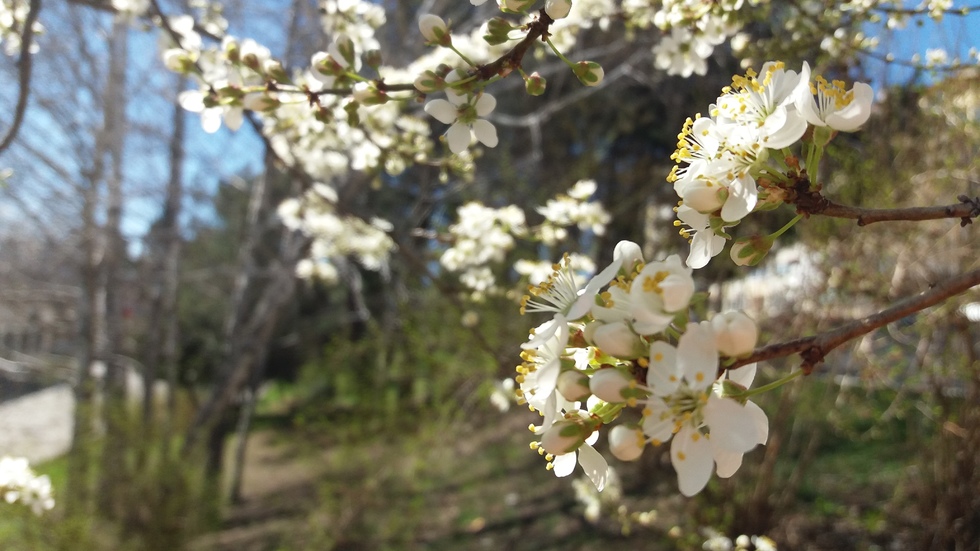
438;180;610;296
440;202;527;295
534;179;611;244
0;456;55;515
278;183;396;279
669;61;873;268
517;240;767;496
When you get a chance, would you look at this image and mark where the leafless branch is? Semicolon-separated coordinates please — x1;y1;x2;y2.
727;267;980;374
0;0;42;154
786;176;980;227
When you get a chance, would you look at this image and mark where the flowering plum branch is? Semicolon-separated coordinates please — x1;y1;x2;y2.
726;266;980;373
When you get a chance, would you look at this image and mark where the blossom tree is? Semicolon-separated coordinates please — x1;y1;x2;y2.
0;0;978;547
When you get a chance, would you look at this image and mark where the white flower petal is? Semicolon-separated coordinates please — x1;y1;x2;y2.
552;451;577;477
474;93;496;117
577;443;609;491
764;109;808;149
720;174;758;222
826;82;873;132
671;425;713;497
686;230;725;269
472;119;498;148
445;122;472;154
647;341;680;395
642;400;675;443
201;108;223;133
424;99;458;125
677;322;718;391
522;314;568;350
223;107;243;131
712;447;744;478
178;90;205;112
745;399;769;445
727;362;757;388
704;394;759;454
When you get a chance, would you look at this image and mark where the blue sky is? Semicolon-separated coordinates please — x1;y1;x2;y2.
862;2;980;87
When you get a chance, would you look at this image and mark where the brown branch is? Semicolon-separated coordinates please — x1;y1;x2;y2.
0;0;42;154
727;267;980;374
476;9;555;81
787;178;980;227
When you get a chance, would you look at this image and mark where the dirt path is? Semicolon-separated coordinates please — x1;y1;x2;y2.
189;430;320;551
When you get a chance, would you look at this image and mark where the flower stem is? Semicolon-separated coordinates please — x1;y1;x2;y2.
769;214;804;239
741;369;804;397
591;401;625;424
449;45;478;68
804;143;825;188
545;38;575;68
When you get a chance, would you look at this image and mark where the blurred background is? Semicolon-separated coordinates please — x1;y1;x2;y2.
0;0;978;549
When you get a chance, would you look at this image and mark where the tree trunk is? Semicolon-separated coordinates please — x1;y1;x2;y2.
96;14;129;517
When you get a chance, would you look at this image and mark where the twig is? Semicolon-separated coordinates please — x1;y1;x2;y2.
788;178;980;227
0;0;42;154
727;267;980;374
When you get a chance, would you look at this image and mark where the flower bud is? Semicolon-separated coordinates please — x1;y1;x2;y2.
589;368;632;403
546;0;572;20
222;36;240;63
682;179;726;213
343;100;360;126
352;82;388;105
730;235;774;266
540;420;588;455
334;35;356;68
242;92;279;112
484;17;515;46
419;14;451;46
557;370;591;402
525;71;546;96
711;311;758;357
614;240;644;274
312;52;345;77
573;61;604;87
499;0;535;13
608;425;645;461
263;59;290;84
364;49;383;70
590;321;645;359
414;70;446;93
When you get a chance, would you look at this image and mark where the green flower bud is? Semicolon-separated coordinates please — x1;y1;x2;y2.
484;17;515;45
414;70;446;93
557;370;591;402
589;368;632;403
419;14;451;47
730;235;774;267
525;71;546;96
540;420;588;455
608;425;645;461
263;59;290;84
344;100;360;126
352;82;388;105
364;49;383;70
573;61;604;87
335;35;356;68
500;0;536;13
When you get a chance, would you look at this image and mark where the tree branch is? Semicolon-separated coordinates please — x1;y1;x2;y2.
0;0;42;154
727;267;980;374
787;177;980;227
